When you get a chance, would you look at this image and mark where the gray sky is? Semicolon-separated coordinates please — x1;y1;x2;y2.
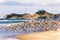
0;0;60;18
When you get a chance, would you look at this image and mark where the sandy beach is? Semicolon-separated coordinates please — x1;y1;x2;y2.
16;29;60;40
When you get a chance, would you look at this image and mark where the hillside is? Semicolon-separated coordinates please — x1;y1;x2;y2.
3;10;59;19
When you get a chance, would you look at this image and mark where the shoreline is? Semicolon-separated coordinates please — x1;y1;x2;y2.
0;19;60;40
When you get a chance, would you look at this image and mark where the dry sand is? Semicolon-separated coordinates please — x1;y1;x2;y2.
16;29;60;40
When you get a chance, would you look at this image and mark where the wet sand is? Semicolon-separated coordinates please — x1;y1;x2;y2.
0;38;18;40
16;29;60;40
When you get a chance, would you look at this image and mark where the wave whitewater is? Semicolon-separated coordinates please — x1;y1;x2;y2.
0;19;60;38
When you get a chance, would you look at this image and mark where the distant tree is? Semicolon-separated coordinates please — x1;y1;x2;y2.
38;16;47;19
36;10;46;14
53;15;59;20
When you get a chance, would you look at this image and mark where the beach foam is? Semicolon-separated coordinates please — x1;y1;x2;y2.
0;38;18;40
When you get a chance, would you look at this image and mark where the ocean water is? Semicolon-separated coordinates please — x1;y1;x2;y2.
0;19;30;24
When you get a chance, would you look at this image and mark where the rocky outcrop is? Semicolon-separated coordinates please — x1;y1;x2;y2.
35;10;54;19
3;10;60;19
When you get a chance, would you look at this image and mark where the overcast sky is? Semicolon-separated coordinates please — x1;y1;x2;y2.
0;0;60;18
